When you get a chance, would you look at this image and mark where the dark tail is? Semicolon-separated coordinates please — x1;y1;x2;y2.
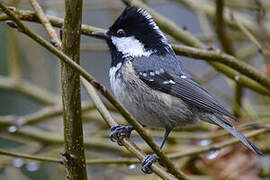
211;114;263;156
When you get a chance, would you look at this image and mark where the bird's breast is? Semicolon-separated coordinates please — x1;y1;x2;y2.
109;62;123;95
109;60;197;128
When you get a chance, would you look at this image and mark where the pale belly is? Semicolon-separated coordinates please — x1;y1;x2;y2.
109;62;199;129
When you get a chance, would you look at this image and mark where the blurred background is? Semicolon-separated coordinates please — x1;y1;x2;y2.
0;0;270;179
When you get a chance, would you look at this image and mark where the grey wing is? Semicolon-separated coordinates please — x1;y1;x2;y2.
134;67;237;121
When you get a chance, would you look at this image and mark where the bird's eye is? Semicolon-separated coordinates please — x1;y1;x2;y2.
116;29;126;37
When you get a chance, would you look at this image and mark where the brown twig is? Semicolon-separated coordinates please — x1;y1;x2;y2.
60;0;87;179
0;75;60;105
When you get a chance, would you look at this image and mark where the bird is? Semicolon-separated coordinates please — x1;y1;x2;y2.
92;6;263;174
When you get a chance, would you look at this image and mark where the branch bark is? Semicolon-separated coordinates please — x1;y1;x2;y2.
61;0;87;179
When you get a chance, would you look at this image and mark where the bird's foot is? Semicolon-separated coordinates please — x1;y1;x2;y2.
141;154;158;174
110;125;134;146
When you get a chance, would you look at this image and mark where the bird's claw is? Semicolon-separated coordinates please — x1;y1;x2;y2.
110;125;133;146
141;154;158;174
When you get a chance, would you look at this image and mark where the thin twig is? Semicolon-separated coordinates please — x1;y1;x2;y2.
86;158;138;165
0;148;61;163
7;29;21;82
233;13;269;59
0;103;97;128
0;75;60;105
215;0;235;56
169;128;269;159
2;126;123;153
29;0;61;47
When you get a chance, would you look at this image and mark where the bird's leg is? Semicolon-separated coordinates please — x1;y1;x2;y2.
160;128;172;150
141;128;172;174
110;125;134;146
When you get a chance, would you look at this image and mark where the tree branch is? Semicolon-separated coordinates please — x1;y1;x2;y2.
60;0;87;179
29;0;61;47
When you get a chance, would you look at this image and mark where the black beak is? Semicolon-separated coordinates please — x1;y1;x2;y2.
92;31;108;39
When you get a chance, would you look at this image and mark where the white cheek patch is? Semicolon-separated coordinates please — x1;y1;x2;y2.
111;36;153;58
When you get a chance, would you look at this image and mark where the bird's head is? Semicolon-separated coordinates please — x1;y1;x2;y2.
93;6;172;66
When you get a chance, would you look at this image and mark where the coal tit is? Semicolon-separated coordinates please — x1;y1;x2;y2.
93;6;263;174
